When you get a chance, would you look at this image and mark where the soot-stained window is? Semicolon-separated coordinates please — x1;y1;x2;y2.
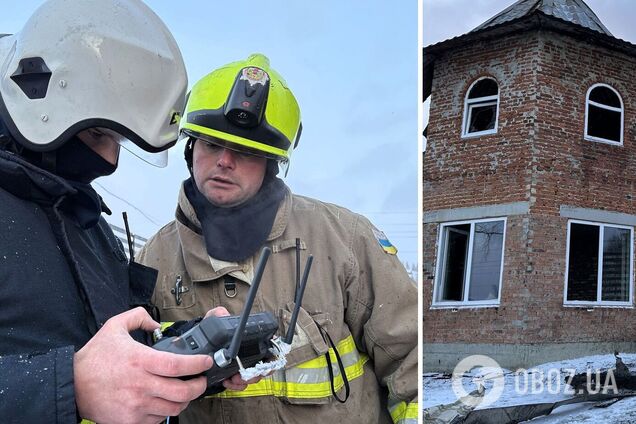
585;84;623;145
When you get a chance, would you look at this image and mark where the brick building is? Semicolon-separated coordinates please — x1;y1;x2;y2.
423;0;636;371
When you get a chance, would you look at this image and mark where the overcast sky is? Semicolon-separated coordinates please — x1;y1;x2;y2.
422;0;636;140
3;1;418;267
423;0;636;46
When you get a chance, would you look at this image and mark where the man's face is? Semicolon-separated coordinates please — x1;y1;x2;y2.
192;139;267;208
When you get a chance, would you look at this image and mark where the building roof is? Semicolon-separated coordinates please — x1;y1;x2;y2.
472;0;612;37
423;0;636;100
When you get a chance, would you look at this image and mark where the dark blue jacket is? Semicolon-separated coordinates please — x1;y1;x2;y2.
0;150;156;423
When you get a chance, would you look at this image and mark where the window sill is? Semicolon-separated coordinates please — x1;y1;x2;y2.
461;129;497;139
563;303;633;309
584;135;623;146
430;303;500;310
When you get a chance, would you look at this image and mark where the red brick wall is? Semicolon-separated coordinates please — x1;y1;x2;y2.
533;32;636;215
423;32;539;212
423;29;636;345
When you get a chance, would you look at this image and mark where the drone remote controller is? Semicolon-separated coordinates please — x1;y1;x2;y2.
153;311;278;390
152;246;313;394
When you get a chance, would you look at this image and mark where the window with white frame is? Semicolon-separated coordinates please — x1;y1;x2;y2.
462;77;499;137
565;221;633;306
585;84;623;145
434;218;506;306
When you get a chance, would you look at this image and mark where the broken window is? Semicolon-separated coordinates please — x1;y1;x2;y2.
585;84;623;145
566;221;632;305
435;219;505;305
462;77;499;137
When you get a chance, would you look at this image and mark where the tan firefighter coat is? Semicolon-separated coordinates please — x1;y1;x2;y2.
137;184;418;424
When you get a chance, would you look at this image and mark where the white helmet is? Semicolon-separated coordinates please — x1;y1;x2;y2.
0;0;186;161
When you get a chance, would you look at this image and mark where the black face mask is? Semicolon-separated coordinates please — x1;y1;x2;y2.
55;136;118;184
185;174;286;262
50;137;116;228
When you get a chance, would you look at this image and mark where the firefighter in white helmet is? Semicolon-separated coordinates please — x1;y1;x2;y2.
0;1;251;422
138;54;419;423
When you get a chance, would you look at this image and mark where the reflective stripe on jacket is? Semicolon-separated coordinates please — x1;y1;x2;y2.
213;334;368;399
389;398;420;424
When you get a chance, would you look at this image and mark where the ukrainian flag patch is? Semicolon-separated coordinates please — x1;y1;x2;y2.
372;229;397;255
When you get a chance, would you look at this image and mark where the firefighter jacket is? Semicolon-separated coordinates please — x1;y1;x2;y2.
137;183;419;424
0;150;157;422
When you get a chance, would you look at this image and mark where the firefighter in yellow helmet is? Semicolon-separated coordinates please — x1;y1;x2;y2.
138;54;419;424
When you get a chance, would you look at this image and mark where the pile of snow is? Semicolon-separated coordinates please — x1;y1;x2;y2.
424;353;636;423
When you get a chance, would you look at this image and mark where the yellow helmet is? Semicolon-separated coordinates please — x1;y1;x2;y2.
181;54;302;168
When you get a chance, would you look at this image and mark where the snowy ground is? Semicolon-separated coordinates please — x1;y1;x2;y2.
424;353;636;423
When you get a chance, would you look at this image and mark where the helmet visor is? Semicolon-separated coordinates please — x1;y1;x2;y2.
119;138;168;167
79;127;168;167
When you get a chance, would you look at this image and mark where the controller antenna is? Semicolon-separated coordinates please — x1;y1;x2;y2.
284;255;313;345
214;246;271;367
